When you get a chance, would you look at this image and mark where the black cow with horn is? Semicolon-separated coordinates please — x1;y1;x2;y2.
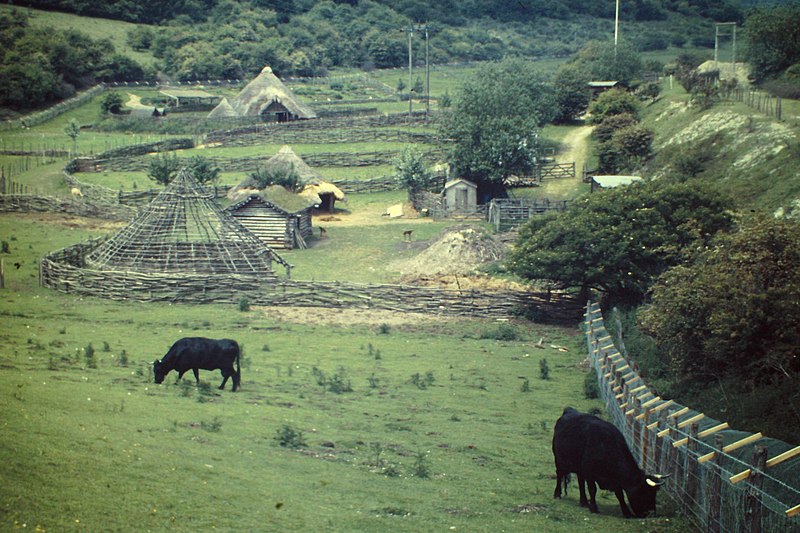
552;407;669;518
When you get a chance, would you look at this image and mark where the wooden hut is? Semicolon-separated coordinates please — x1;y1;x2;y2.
208;66;317;122
443;178;478;212
227;186;314;249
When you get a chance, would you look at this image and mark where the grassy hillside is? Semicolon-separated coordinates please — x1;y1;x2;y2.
640;83;800;212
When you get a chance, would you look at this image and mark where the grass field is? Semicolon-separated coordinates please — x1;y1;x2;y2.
0;213;689;532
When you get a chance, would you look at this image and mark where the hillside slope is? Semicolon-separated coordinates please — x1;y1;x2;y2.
642;88;800;213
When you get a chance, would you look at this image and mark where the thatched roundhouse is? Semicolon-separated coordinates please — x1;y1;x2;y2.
208;66;317;122
227;186;315;249
85;170;279;276
230;145;345;213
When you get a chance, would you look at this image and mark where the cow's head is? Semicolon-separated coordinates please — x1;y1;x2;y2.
628;474;669;517
153;359;166;384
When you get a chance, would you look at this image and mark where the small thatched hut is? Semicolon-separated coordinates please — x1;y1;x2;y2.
208;66;317;122
230;145;345;213
227;186;315;249
85;170;279;276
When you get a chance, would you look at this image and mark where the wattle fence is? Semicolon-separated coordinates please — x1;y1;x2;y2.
584;301;800;532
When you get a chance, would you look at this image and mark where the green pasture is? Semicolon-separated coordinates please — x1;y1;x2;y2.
0;213;687;532
0;5;158;68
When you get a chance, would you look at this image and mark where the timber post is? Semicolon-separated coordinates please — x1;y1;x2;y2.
744;445;768;532
708;434;724;533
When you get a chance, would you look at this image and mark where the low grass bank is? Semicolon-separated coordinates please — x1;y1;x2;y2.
0;212;688;532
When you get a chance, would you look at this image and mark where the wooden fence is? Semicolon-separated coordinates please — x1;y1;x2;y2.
39;239;581;321
487;198;570;231
0;194;137;220
585;302;800;532
725;88;784;121
504;162;576;188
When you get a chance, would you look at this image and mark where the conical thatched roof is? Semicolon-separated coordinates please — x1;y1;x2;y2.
85;170;276;275
228;146;345;203
208;66;316;119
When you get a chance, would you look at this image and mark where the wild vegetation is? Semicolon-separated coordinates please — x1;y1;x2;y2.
2;1;800;530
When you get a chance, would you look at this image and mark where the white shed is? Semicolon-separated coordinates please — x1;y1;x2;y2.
443;178;478;212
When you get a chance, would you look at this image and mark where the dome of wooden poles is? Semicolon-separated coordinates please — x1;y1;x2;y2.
85;169;277;276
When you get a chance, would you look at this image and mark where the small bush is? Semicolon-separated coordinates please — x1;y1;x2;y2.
84;343;97;369
584;371;599;399
118;349;129;367
179;380;194;397
1;241;9;254
196;382;213;402
539;358;550;380
102;341;111;352
520;378;531;392
479;323;521;341
275;424;307;449
238;298;251;312
412;450;431;479
378;323;391;334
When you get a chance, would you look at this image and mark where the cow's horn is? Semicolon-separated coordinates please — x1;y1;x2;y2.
651;473;671;480
646;475;668;487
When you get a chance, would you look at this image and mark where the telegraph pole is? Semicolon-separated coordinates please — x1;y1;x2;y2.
407;27;413;115
614;0;620;60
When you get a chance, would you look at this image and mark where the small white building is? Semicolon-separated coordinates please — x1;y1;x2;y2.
443;178;478;212
590;175;642;192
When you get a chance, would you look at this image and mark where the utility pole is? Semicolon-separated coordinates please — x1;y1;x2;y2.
407;27;413;115
424;24;430;115
614;0;620;60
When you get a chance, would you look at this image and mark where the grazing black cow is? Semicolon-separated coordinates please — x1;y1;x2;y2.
153;337;241;391
552;407;668;518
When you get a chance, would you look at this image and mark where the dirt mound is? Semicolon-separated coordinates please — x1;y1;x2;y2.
394;225;506;277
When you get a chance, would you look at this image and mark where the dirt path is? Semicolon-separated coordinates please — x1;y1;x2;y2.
125;93;151;109
559;124;594;176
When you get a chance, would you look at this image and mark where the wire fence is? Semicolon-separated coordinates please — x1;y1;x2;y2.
584;301;800;532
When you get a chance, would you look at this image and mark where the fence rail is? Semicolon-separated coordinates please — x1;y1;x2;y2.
39;239;582;321
584;301;800;532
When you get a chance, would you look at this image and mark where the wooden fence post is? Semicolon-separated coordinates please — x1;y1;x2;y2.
684;423;700;514
744;445;768;532
708;434;724;533
656;409;668;475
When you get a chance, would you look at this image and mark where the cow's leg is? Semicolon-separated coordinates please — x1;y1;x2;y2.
578;475;588;507
232;369;240;392
586;479;599;513
192;368;200;384
176;369;187;384
219;369;230;390
553;473;563;499
615;490;633;518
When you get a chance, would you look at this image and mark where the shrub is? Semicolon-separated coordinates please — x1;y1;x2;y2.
377;323;391;335
539;358;550;380
118;349;129;367
238;298;251;312
583;371;599;399
275;424;307;448
84;343;97;369
479;323;521;341
201;417;222;432
412;449;431;479
521;378;531;392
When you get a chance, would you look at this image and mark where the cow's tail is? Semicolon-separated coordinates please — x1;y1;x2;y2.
234;345;242;391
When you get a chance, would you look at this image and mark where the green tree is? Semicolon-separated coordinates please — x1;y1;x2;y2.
147;152;181;186
101;92;124;115
610;124;655;168
439;58;556;199
187;155;220;186
642;215;800;385
64;119;80;156
587;89;640;124
394;146;431;192
507;180;735;305
551;63;591;123
744;5;800;82
574;40;643;85
250;164;301;192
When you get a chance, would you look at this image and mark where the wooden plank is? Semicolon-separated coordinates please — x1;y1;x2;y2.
672;419;723;448
723;433;763;453
678;413;705;429
669;406;690;419
787;503;800;518
732;445;800;483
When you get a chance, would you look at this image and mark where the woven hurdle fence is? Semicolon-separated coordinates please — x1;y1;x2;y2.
584;301;800;532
